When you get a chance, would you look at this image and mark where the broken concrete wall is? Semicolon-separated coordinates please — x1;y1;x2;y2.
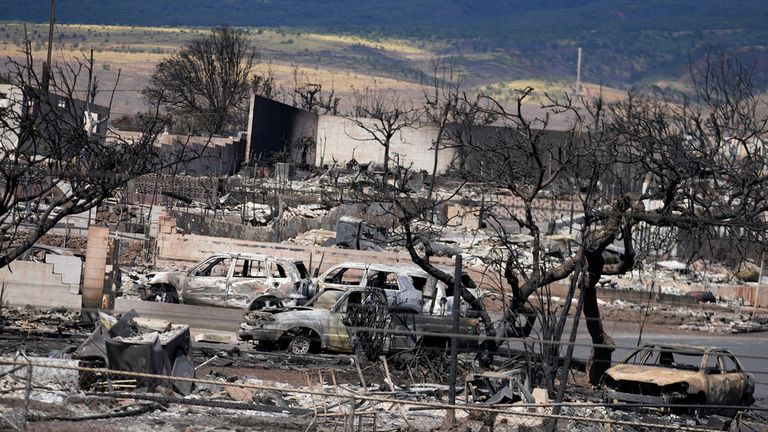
246;95;318;165
82;226;109;310
109;130;244;177
445;203;482;229
125;174;219;206
166;203;397;243
0;260;81;308
154;231;453;276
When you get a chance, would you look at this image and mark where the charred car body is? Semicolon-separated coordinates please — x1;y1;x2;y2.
315;262;484;316
141;253;315;309
602;343;754;414
238;284;481;356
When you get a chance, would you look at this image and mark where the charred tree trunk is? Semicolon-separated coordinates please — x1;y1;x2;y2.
382;142;390;176
583;249;615;385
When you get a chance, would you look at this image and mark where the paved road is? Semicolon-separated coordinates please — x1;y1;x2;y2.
502;317;768;402
116;297;768;402
605;332;768;402
114;298;245;331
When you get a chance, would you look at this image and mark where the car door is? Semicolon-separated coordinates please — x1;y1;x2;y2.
705;351;727;406
183;256;232;306
388;313;420;352
317;266;367;292
392;274;424;313
226;258;269;308
265;260;295;299
327;292;356;353
720;353;748;405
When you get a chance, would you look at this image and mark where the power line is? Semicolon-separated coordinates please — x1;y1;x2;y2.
336;325;768;372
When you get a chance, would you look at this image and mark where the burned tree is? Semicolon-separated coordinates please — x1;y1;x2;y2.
293;82;339;115
346;88;421;175
474;51;768;386
547;51;768;384
144;26;257;134
339;121;500;367
343;51;768;391
0;41;189;269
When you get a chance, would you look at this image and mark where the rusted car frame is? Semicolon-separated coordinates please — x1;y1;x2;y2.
602;343;754;415
142;253;314;309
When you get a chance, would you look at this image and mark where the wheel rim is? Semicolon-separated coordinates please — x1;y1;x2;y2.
290;337;310;355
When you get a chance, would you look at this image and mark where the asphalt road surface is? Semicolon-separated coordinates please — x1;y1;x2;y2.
117;297;768;403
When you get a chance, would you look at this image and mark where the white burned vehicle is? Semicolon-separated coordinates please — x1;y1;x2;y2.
315;262;485;316
141;253;315;309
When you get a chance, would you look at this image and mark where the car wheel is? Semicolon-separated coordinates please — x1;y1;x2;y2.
287;335;311;356
156;292;178;303
688;392;706;418
143;284;179;303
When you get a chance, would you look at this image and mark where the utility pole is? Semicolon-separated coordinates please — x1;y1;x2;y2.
753;253;765;319
575;47;583;95
43;0;56;90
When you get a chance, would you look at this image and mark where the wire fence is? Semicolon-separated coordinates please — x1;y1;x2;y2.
0;357;747;432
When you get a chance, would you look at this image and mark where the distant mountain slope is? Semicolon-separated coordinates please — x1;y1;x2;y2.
3;0;767;86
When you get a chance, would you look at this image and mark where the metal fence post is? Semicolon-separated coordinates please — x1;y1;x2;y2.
446;254;462;428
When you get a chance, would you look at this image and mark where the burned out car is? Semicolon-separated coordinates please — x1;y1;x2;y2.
238;286;481;356
602;343;754;413
315;262;484;315
141;253;315;309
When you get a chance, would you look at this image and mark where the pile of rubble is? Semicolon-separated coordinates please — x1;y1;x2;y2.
598;298;768;334
1;305;765;431
0;305;86;336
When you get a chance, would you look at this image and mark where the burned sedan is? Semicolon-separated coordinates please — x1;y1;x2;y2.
602;343;754;413
238;287;481;356
141;253;315;309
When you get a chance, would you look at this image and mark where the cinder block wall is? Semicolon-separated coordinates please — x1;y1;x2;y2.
0;260;81;309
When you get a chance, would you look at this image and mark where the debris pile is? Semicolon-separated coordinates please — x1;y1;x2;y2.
74;310;195;394
598;299;768;333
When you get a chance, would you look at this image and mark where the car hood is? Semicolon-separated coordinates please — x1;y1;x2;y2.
244;306;327;323
272;308;332;321
606;365;702;387
148;271;186;285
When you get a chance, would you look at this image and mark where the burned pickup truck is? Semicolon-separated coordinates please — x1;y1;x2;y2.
238;286;481;356
602;343;754;414
141;253;315;309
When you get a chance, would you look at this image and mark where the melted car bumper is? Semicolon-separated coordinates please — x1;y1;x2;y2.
603;390;680;405
237;325;284;342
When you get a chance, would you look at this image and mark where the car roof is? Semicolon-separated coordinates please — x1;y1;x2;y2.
332;262;428;273
638;343;723;353
208;253;301;263
327;262;467;277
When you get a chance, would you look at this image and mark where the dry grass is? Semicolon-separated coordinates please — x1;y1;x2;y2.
300;33;435;57
481;79;626;103
0;22;628;116
0;23;430;114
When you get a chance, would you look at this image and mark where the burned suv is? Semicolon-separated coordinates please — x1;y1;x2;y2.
602;343;754;414
141;253;315;309
315;262;484;316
